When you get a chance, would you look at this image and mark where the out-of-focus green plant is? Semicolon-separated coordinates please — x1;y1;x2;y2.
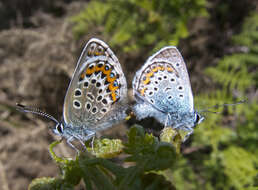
169;13;258;190
71;0;207;54
28;125;179;190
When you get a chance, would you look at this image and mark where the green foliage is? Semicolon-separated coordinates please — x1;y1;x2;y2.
29;125;178;190
170;13;258;190
71;0;207;55
222;147;258;189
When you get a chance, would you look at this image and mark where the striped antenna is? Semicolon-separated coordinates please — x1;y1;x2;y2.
199;99;246;113
16;103;59;124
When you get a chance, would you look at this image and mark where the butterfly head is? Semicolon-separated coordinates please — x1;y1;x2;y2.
53;122;64;136
194;111;204;126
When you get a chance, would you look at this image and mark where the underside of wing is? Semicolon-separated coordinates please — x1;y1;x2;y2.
63;38;128;129
133;46;194;115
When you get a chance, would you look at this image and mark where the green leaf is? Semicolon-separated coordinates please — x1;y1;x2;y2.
90;138;124;158
28;177;73;190
124;125;177;171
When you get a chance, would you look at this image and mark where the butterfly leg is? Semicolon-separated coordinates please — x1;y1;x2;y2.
86;131;96;154
67;136;79;153
78;135;95;154
77;138;87;151
79;130;96;153
91;136;95;150
182;128;193;142
89;136;97;155
165;114;171;127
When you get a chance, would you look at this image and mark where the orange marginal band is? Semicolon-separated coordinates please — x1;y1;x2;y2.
140;88;146;96
142;66;166;85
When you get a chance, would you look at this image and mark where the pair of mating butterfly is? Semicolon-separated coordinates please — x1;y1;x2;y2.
17;38;204;150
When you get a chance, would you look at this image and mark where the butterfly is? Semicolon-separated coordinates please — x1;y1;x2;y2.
17;38;128;150
132;46;204;140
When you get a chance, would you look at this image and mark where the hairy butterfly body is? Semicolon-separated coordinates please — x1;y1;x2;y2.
132;46;204;140
18;38;128;150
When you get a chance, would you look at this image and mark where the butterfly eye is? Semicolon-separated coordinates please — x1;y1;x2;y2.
194;113;204;125
194;113;199;124
56;124;63;134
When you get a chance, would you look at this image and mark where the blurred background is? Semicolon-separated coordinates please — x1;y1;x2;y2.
0;0;257;189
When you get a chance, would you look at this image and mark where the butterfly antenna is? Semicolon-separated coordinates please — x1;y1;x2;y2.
199;99;246;113
201;110;221;114
16;103;59;124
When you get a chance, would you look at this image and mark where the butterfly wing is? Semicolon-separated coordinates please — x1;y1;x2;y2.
63;38;128;130
132;46;194;125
